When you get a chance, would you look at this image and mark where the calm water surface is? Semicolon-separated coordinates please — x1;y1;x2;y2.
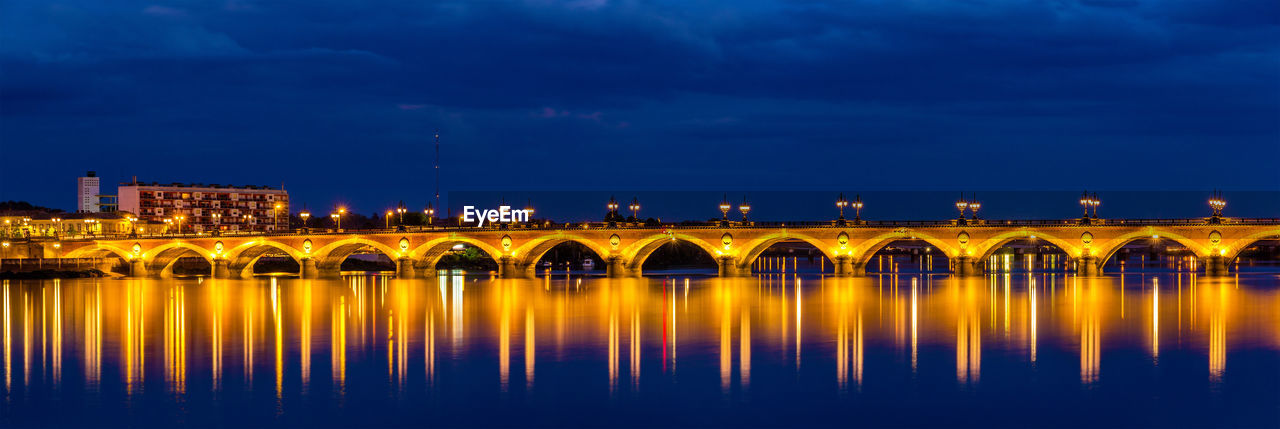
2;273;1278;427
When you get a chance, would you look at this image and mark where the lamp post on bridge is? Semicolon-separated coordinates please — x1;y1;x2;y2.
1090;192;1100;219
836;193;848;226
424;203;435;229
719;194;732;227
968;193;981;220
525;199;536;227
396;201;407;231
739;196;750;223
955;193;969;225
298;208;309;234
851;194;863;224
211;213;222;236
1208;190;1226;224
629;197;640;223
607;196;620;228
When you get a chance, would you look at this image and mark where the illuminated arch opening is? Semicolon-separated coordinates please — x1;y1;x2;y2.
981;238;1073;273
432;243;499;273
1101;237;1200;273
637;240;718;275
744;239;828;274
62;246;131;275
146;243;212;278
530;241;606;274
226;241;304;278
1230;238;1280;273
862;239;950;274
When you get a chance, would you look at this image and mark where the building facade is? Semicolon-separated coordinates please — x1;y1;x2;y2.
77;172;100;213
117;181;290;233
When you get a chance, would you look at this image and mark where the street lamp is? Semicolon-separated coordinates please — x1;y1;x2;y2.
1080;191;1092;218
1090;192;1100;219
607;196;619;216
51;218;61;238
851;194;864;221
955;193;969;220
211;213;222;236
396;201;407;231
242;214;254;233
298;209;309;232
126;216;138;238
629;197;640;221
968;193;981;220
423;203;435;227
739;196;750;222
524;199;535;225
1209;190;1226;218
836;193;848;219
719;194;732;221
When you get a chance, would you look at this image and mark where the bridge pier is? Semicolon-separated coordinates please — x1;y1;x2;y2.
498;256;534;279
1204;255;1229;276
128;259;148;278
953;256;981;277
1075;256;1100;276
212;259;231;279
299;258;321;279
606;257;636;278
718;256;750;277
396;258;417;278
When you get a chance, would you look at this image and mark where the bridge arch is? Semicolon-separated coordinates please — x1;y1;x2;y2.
409;236;503;271
225;240;305;278
63;243;133;260
971;230;1082;260
312;238;403;271
513;233;614;268
145;242;214;277
1223;228;1280;261
621;233;721;272
736;231;837;270
1094;229;1210;270
852;231;958;267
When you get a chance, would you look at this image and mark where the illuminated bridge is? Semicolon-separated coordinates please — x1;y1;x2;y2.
36;217;1280;279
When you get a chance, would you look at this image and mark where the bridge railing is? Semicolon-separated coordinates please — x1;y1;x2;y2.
12;217;1280;242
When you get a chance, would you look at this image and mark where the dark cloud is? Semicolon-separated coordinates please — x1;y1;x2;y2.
1;0;1276;213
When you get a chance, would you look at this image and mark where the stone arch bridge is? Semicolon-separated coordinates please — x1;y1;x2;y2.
55;219;1280;279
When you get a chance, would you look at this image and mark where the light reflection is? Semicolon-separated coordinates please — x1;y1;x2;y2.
0;272;1274;411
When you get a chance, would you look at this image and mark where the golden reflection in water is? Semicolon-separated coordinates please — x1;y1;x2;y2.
525;303;534;390
1151;277;1159;361
3;280;10;393
1080;279;1100;386
911;277;918;372
211;280;222;392
164;283;187;394
719;280;731;393
956;279;980;385
243;284;255;387
123;280;144;393
0;273;1277;404
271;279;283;401
1209;279;1228;384
499;281;511;391
332;294;346;392
1029;276;1037;363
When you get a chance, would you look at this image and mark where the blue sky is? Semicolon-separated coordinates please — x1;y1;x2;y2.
2;1;1277;216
